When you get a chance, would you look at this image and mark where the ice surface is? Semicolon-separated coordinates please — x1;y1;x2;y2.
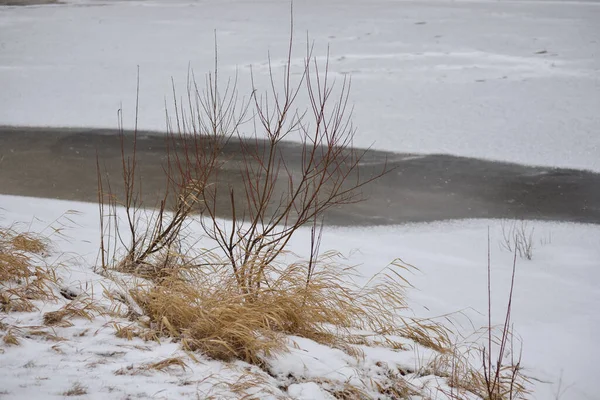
0;0;599;170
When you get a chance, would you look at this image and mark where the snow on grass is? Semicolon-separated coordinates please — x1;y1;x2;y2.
0;195;455;399
1;0;599;171
1;194;599;399
304;222;600;400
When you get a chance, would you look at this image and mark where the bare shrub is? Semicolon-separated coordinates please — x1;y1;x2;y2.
96;25;455;368
433;230;530;400
500;220;534;261
481;234;530;400
95;20;531;400
96;71;196;278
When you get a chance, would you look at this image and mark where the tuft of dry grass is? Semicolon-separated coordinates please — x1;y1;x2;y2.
130;254;450;365
0;227;55;313
3;330;20;346
26;329;67;342
326;382;370;400
10;232;47;255
62;382;87;397
43;298;102;327
133;273;285;364
113;357;188;377
111;321;161;342
144;357;188;372
113;323;137;340
371;361;419;399
196;369;282;400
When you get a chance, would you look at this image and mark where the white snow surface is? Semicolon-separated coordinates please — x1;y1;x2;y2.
0;0;599;171
1;195;599;399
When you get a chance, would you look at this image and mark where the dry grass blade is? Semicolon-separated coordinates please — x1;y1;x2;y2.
43;298;102;327
113;357;188;378
144;357;188;372
26;329;67;342
111;321;161;342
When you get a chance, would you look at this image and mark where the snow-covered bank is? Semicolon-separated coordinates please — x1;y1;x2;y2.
1;194;598;399
1;0;599;171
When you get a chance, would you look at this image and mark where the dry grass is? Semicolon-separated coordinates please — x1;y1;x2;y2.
130;253;449;366
43;298;102;327
113;357;188;377
301;376;415;400
0;228;48;279
10;232;47;254
0;227;55;313
459;367;529;400
321;380;371;400
2;329;20;346
430;342;530;400
112;321;161;342
62;382;87;396
26;329;67;342
113;323;138;340
196;369;283;400
144;356;188;372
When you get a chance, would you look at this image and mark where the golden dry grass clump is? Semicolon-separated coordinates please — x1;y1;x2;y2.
42;298;103;327
129;253;450;365
0;229;46;281
62;382;87;397
0;227;55;313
